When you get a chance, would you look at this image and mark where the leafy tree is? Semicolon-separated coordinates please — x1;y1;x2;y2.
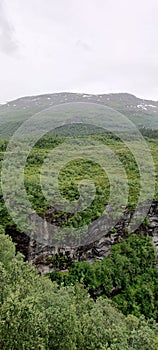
0;234;158;349
50;234;158;320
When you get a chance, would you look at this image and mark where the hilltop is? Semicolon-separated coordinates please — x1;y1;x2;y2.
0;92;158;137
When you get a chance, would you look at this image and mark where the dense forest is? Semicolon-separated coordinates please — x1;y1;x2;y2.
1;130;158;229
0;231;158;349
0;126;158;349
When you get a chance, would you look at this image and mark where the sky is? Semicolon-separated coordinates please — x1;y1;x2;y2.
0;0;158;103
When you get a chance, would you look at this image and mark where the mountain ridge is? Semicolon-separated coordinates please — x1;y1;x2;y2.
0;92;158;136
1;92;158;104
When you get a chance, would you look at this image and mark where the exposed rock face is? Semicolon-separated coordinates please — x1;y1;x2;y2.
25;202;158;273
7;202;158;274
6;225;30;261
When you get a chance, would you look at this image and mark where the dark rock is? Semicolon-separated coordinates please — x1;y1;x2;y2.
6;201;158;273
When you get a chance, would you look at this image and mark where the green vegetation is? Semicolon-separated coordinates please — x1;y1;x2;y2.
0;120;158;348
0;130;158;232
0;233;158;349
50;234;158;320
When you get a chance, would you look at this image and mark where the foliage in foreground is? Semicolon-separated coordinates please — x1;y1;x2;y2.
49;234;158;320
0;234;158;349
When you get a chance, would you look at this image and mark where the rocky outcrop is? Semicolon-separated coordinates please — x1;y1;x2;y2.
7;202;158;274
29;202;158;273
6;225;30;261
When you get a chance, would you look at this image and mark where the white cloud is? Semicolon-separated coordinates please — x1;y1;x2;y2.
0;0;158;102
0;0;19;54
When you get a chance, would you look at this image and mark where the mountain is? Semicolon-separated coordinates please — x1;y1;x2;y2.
0;92;158;137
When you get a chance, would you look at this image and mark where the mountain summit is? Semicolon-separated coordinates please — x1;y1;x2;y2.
0;92;158;136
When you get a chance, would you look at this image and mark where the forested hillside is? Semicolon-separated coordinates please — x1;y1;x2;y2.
0;93;158;348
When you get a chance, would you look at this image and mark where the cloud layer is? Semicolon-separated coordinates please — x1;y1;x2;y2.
0;0;18;54
0;0;158;102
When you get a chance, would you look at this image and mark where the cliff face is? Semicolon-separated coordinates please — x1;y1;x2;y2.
7;202;158;274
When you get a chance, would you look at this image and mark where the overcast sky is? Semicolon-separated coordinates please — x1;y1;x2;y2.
0;0;158;103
